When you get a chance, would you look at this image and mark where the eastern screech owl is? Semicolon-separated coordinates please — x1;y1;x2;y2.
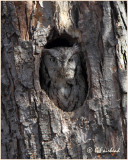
40;45;87;111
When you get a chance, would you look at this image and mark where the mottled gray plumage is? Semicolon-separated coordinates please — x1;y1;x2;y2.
40;45;87;111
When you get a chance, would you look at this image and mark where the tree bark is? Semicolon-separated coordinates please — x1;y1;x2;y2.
1;1;127;159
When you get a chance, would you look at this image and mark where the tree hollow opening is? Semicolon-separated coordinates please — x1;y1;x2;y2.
44;33;77;49
40;32;88;112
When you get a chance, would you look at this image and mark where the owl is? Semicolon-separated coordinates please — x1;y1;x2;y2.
40;45;87;111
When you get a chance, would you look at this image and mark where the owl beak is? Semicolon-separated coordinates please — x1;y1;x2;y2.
61;68;65;75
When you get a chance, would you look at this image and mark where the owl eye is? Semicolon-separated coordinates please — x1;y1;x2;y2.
50;57;55;62
69;58;73;62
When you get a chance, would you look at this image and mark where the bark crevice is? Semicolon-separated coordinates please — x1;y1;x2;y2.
1;1;127;159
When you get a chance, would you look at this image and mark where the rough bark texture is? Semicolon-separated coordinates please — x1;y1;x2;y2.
1;1;127;159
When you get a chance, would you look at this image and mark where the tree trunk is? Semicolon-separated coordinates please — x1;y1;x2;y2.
1;1;127;159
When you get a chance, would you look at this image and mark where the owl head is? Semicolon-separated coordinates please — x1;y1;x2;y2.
41;44;81;82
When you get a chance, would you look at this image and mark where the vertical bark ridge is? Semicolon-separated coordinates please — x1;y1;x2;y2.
1;1;127;159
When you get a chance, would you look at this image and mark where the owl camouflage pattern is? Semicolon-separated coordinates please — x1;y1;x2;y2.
40;45;87;111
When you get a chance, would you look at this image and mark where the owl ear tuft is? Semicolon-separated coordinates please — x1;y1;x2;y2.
73;44;80;52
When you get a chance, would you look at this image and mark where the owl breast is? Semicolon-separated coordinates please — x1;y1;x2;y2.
41;46;87;111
